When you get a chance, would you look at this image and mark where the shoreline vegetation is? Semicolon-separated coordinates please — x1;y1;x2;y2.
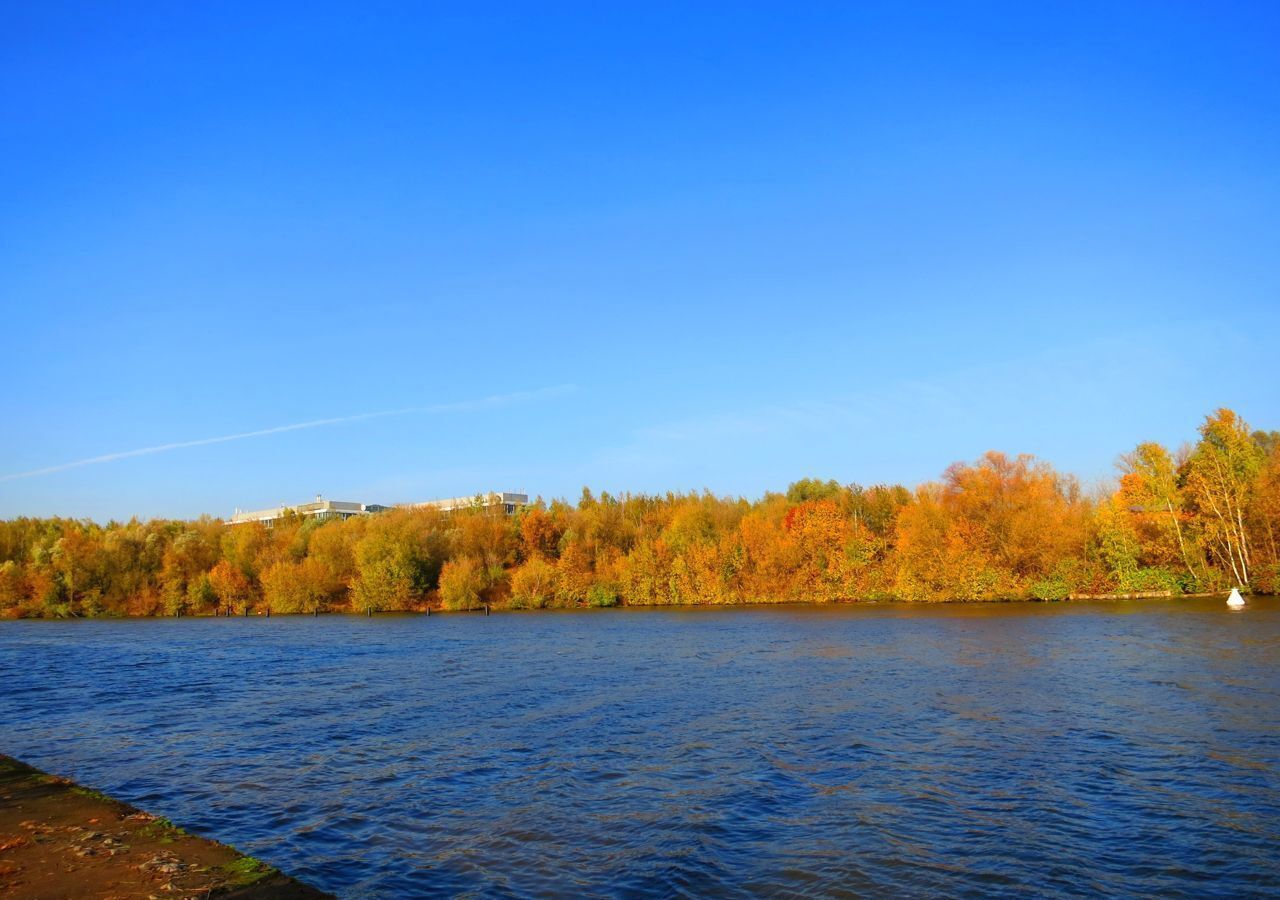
0;755;328;898
3;407;1277;619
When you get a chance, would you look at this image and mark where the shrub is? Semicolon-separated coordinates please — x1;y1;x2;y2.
440;557;487;611
509;557;556;609
261;558;338;614
1117;566;1181;593
1030;574;1070;601
1030;560;1090;601
586;583;619;608
184;575;217;614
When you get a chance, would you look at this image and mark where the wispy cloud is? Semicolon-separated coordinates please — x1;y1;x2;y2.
0;385;576;482
579;325;1213;491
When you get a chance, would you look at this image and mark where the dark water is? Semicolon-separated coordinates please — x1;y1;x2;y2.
2;599;1279;897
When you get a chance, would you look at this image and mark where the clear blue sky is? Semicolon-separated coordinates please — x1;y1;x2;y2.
3;2;1278;521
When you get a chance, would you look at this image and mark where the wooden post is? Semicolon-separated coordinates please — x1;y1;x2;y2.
485;604;490;616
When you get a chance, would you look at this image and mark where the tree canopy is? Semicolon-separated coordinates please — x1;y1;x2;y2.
3;407;1277;618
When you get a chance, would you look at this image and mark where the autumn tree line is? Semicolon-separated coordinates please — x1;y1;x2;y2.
2;408;1278;618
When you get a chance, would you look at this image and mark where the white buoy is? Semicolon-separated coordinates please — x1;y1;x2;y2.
1227;587;1245;608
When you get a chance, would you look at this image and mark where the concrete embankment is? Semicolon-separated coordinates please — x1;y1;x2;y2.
0;755;330;899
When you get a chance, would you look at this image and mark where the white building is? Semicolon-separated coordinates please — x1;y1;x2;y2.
410;491;529;515
229;495;388;527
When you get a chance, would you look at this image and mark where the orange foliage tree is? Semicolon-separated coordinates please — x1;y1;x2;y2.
3;407;1278;618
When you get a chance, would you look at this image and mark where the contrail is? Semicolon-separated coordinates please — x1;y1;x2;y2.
1;384;576;482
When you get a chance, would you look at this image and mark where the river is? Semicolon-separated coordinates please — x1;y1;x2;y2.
2;598;1277;896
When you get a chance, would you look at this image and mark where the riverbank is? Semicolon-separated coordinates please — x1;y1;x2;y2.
4;589;1264;620
0;755;328;899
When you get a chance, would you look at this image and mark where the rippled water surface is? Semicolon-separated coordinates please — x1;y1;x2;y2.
2;599;1279;896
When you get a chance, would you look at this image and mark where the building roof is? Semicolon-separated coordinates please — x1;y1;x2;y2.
229;496;377;524
410;492;529;512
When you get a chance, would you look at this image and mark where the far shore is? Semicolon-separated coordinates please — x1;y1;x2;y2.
3;590;1263;622
8;409;1278;621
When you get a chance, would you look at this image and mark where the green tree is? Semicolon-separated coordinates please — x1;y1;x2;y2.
181;574;216;615
350;509;449;611
786;478;843;504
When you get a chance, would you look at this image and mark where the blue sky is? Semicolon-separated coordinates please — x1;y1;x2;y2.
3;2;1278;521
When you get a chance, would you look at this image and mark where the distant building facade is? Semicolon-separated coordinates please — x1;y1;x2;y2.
229;491;528;526
229;495;388;527
411;491;529;515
